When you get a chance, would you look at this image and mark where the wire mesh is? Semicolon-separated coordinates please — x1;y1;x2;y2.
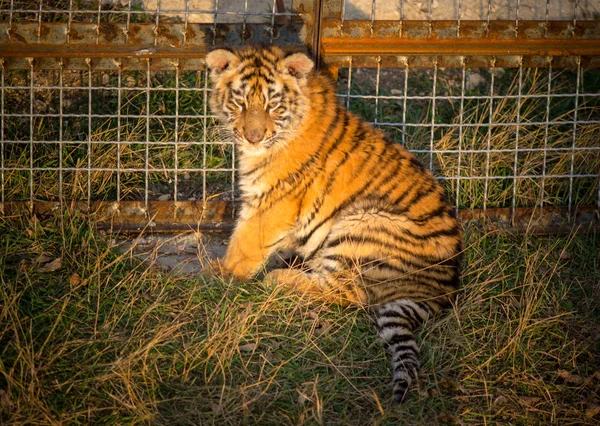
0;60;238;204
335;60;600;214
0;1;297;24
0;0;599;219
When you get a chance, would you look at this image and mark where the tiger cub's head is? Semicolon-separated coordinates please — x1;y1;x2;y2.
206;46;314;154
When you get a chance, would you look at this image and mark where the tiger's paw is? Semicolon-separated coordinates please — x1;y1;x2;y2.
263;269;327;300
263;268;300;288
200;258;231;282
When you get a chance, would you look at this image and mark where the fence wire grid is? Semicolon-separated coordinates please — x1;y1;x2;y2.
0;0;599;224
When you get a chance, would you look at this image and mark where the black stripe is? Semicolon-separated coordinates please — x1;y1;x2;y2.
387;333;415;346
298;150;398;246
410;203;449;224
392;354;419;366
320;111;351;164
320;253;443;288
361;257;412;275
335;220;458;257
376;287;435;304
409;156;426;172
240;69;256;82
398;303;426;326
390;345;419;355
416;301;437;316
321;253;351;267
340;216;457;244
364;262;449;283
400;225;460;241
313;121;363;202
265;235;287;249
241;156;272;179
324;234;433;268
320;263;338;274
376;308;420;329
375;309;416;324
377;320;412;330
388;184;414;210
394;384;408;393
349;136;392;181
399;184;438;211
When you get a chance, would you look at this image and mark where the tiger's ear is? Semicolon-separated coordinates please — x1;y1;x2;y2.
279;52;314;81
205;49;238;79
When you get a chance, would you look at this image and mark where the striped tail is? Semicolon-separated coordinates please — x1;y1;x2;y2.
373;299;433;404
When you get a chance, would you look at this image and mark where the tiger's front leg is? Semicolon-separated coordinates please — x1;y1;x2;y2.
219;205;297;280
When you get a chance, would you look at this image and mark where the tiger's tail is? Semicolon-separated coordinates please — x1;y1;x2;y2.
373;298;434;404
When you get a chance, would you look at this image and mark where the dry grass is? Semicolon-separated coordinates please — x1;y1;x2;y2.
1;212;599;425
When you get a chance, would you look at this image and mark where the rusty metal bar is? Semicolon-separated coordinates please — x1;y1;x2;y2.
457;206;600;235
2;21;600;70
2;201;598;235
321;37;600;58
320;20;600;68
1;201;234;232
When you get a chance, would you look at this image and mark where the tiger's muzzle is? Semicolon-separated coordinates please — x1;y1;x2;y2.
243;107;268;144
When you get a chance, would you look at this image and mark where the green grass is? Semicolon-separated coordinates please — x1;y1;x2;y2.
1;212;599;424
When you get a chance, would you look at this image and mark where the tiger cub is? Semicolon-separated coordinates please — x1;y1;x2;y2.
205;45;462;403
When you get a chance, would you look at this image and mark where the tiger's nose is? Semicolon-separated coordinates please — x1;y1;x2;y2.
245;128;265;144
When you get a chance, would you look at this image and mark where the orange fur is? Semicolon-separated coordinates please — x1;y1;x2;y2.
206;45;462;403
